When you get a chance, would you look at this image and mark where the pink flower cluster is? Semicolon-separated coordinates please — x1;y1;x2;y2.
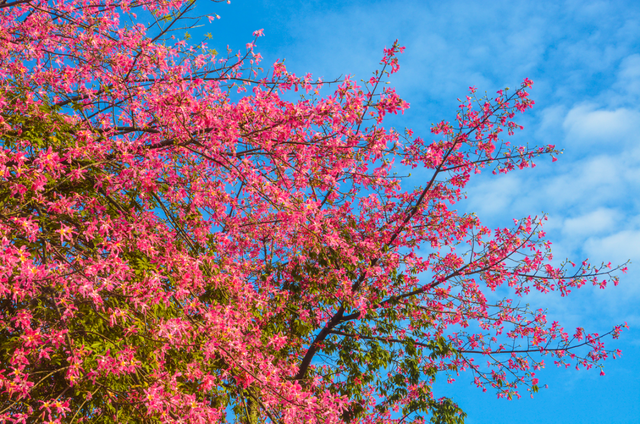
0;1;625;423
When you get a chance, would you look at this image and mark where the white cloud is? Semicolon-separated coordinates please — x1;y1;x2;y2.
584;229;640;265
462;173;523;219
562;208;621;238
536;104;567;138
533;155;625;212
562;105;640;148
612;54;640;104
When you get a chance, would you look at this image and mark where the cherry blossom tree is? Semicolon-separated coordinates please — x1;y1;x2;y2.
0;1;627;423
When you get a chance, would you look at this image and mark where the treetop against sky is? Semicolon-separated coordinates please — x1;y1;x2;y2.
1;0;638;423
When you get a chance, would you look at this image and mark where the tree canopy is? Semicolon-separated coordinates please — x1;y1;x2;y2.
0;1;627;423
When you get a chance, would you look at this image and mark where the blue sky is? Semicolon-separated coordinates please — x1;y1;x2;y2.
190;1;640;422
